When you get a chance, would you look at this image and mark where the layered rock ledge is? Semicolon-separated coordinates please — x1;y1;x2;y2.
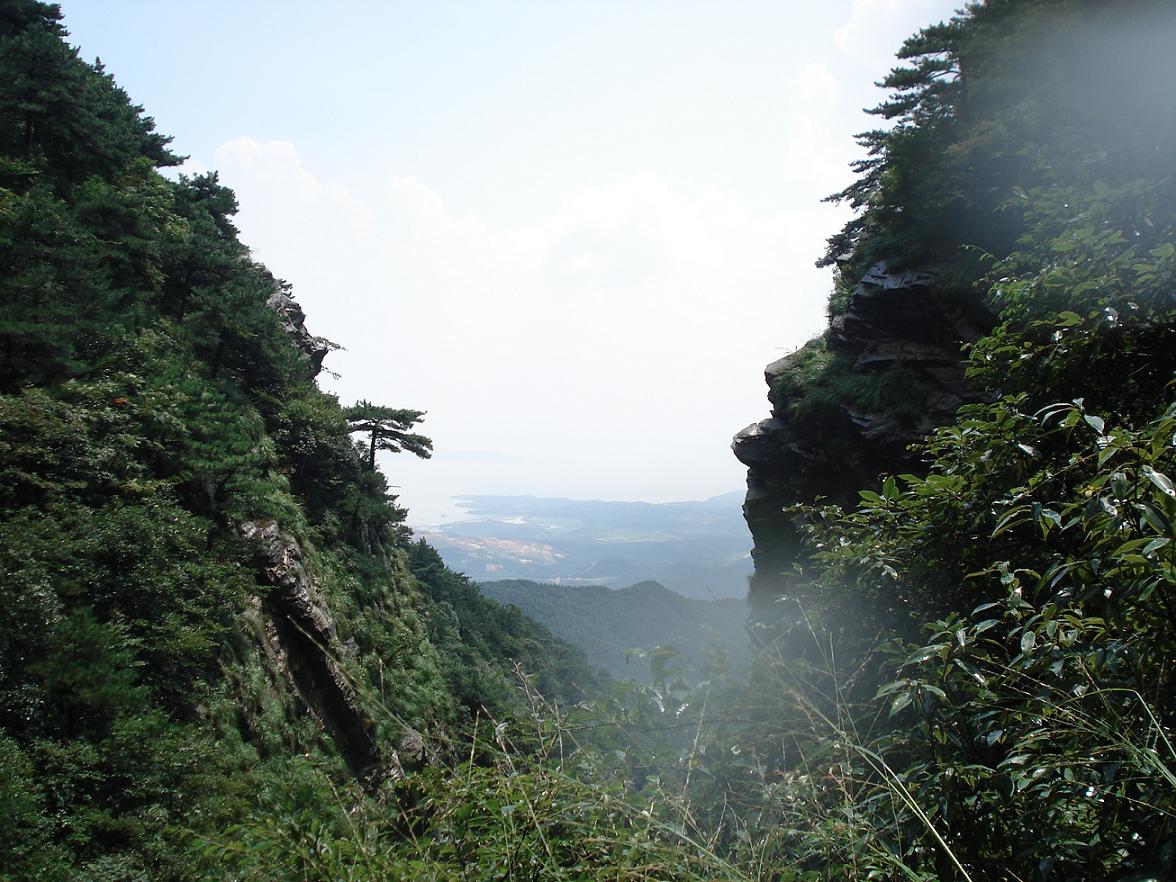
733;263;993;622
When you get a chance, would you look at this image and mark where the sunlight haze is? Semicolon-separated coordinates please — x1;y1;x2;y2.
62;0;961;523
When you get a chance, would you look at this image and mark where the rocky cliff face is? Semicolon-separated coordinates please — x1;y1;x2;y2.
232;520;430;786
733;263;993;622
234;521;383;778
267;280;330;376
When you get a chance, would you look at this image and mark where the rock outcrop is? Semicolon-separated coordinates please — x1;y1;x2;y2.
733;263;993;623
266;281;330;376
234;520;412;783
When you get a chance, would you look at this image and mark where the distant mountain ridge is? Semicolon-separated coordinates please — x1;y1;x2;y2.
478;579;750;681
420;493;752;599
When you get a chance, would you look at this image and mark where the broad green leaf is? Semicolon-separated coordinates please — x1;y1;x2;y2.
973;619;1000;636
889;692;912;717
993;507;1029;537
1142;465;1175;498
922;684;947;701
1143;538;1170;556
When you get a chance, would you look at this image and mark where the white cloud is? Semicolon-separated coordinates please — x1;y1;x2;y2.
790;62;840;113
162;157;208;181
216;138;376;237
835;0;946;60
213;138;840;523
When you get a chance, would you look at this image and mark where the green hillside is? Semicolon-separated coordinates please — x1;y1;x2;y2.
0;4;598;878
1;1;1173;881
479;580;750;680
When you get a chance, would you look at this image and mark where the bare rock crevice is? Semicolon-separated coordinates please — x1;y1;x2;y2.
234;519;395;781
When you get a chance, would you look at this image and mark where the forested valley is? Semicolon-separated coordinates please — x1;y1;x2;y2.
1;1;1173;880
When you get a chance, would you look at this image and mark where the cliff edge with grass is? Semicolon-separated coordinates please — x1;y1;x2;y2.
733;0;1176;629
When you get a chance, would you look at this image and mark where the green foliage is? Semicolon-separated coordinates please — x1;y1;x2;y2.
0;3;594;877
205;713;748;882
409;544;605;717
769;148;1176;879
821;0;1176;286
765;336;934;472
0;184;113;385
791;359;930;431
717;2;1176;879
0;2;176;189
269;388;359;527
2;2;1173;881
196;3;1176;879
768;337;833;403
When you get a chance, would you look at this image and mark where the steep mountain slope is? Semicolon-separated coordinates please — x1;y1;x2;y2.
734;0;1176;628
721;1;1176;876
0;5;595;877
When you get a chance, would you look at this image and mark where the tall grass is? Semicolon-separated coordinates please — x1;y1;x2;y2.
197;597;1175;882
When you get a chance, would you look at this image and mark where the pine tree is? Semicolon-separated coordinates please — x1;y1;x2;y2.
344;400;432;470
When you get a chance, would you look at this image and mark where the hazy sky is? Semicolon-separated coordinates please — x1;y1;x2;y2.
62;0;961;524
